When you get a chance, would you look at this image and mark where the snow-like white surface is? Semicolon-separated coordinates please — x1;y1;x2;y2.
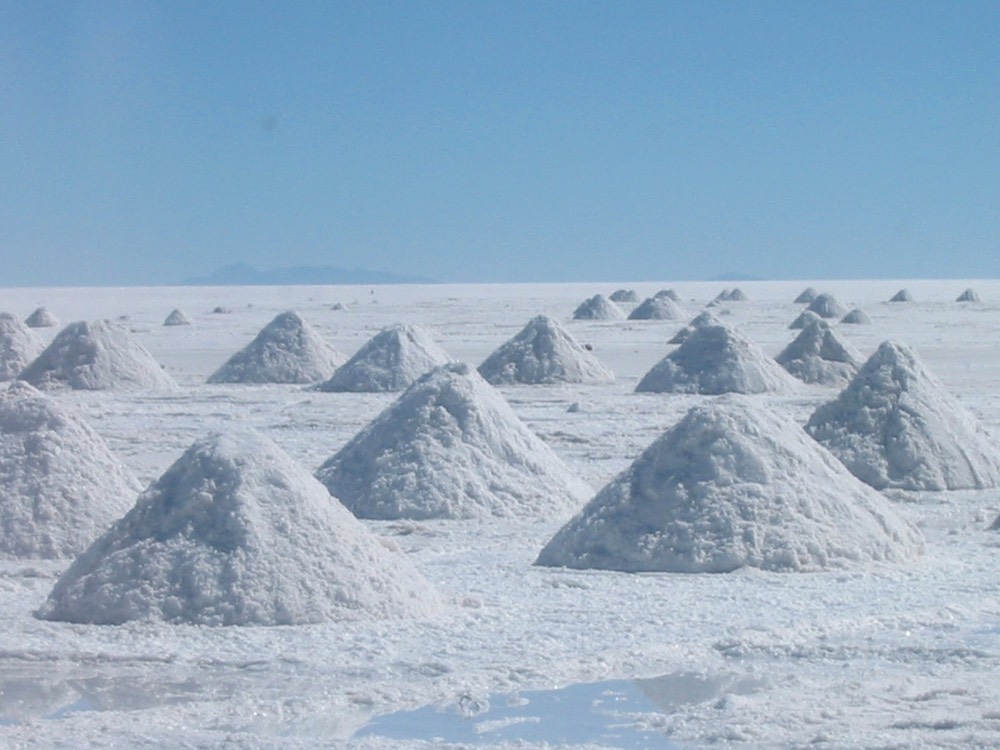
38;430;441;625
775;319;863;386
571;294;625;321
0;313;44;381
627;296;686;321
537;397;923;572
0;381;141;558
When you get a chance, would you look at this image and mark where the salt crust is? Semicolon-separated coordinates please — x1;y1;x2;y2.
572;294;625;321
537;397;924;573
0;313;43;381
775;319;862;386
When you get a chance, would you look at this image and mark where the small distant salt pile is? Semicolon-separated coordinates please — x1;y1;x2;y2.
163;309;192;326
654;289;681;301
572;294;625;321
0;314;44;381
668;311;720;345
609;289;639;303
317;323;452;393
0;382;141;558
794;287;818;304
627;297;686;321
956;289;980;303
212;306;233;314
25;307;58;328
775;320;863;386
207;310;344;384
37;430;441;625
478;315;614;385
806;341;1000;491
536;398;923;573
806;293;846;319
19;320;177;391
789;310;823;330
840;308;872;325
888;289;914;302
316;363;592;520
636;321;796;394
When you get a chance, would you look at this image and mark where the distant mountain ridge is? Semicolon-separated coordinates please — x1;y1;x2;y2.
181;263;435;286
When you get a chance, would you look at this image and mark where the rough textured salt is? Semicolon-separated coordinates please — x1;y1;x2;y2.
888;289;914;302
668;311;721;345
0;382;141;558
627;297;686;321
207;310;344;384
776;320;862;386
956;288;980;303
37;430;441;625
794;287;818;304
316;363;593;520
636;322;797;394
572;295;625;321
0;313;44;381
163;309;192;326
840;308;872;325
609;289;639;303
478;315;614;385
19;320;177;391
806;340;1000;491
536;397;924;573
24;307;58;328
317;323;452;392
806;293;846;319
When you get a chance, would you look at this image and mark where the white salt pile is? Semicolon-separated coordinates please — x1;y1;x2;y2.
627;297;686;321
636;322;796;394
794;287;818;304
207;310;344;384
163;309;192;326
806;293;846;319
668;311;720;345
572;295;625;321
0;382;141;559
478;315;614;385
654;289;681;301
956;288;980;303
25;307;58;328
775;320;862;386
317;323;452;393
609;289;640;303
0;313;43;381
789;309;824;330
19;320;177;391
37;430;441;625
315;363;592;520
806;341;1000;491
536;398;923;573
888;289;914;302
840;308;872;325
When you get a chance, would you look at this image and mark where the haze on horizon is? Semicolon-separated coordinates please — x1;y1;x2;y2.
2;2;998;288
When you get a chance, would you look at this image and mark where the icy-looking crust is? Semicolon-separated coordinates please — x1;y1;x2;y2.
37;430;441;625
794;286;818;303
636;322;797;395
805;292;845;319
840;308;872;324
536;398;924;573
317;323;452;393
806;340;1000;491
18;320;178;391
0;382;141;559
668;311;720;345
24;307;58;328
572;294;625;321
163;308;192;326
207;310;344;384
627;297;685;321
316;363;593;520
775;320;862;386
0;313;44;381
478;315;615;385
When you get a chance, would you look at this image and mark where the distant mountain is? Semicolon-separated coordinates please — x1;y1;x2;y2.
181;263;435;286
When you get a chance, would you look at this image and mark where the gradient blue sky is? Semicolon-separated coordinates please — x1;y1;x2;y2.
2;1;998;286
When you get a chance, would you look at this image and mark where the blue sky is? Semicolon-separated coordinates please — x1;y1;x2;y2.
2;1;998;286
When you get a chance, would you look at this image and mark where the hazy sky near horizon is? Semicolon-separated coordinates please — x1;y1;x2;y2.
2;2;999;287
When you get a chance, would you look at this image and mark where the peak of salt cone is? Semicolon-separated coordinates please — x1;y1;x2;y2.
789;310;823;329
25;307;58;328
537;398;923;573
956;288;980;303
668;311;720;345
627;297;686;321
794;287;818;304
654;289;681;301
572;295;625;321
888;289;914;302
0;313;44;381
806;293;846;319
776;321;862;386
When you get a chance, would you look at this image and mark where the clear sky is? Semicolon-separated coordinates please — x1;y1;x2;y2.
2;1;999;286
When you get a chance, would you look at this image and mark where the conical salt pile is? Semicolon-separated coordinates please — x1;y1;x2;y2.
956;289;980;303
806;341;1000;491
572;295;625;321
636;322;796;394
776;320;863;386
316;363;592;520
25;308;58;328
0;313;44;381
0;382;141;558
317;323;452;393
627;297;686;321
478;315;614;385
19;320;177;391
840;308;872;325
609;289;639;303
654;289;681;301
794;287;818;304
668;311;720;345
806;293;846;319
37;430;441;625
888;289;914;302
163;309;192;326
789;310;823;330
207;310;344;384
536;398;923;573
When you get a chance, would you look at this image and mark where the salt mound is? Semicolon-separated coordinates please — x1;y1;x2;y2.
627;297;686;321
636;322;796;394
0;314;44;381
609;289;639;303
25;307;58;328
478;315;614;385
794;287;818;304
19;320;177;391
806;293;846;319
776;320;862;386
536;398;923;573
956;288;980;303
806;341;1000;491
163;309;192;326
315;363;593;520
789;310;823;329
840;308;872;325
317;323;452;393
654;289;681;301
208;311;344;384
572;295;625;321
37;430;441;625
888;289;914;302
0;382;141;558
668;311;720;345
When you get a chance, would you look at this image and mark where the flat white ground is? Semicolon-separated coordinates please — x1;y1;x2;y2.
2;279;1000;749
